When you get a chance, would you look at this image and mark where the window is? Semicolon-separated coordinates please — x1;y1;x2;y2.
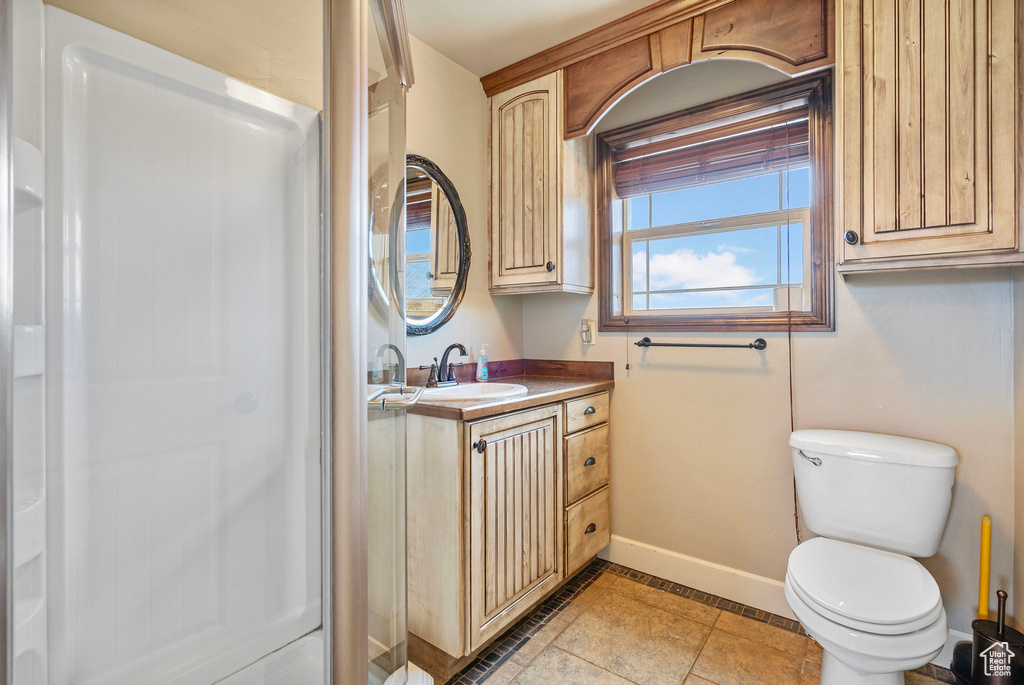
597;73;834;331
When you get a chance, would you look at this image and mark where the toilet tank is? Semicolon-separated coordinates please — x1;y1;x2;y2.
791;429;958;557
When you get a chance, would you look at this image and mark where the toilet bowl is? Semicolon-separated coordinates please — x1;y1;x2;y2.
785;538;948;684
785;430;958;685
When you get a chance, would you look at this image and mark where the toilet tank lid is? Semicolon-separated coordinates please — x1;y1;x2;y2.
790;429;958;468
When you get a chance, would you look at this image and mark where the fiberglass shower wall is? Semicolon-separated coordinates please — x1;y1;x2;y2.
10;4;324;683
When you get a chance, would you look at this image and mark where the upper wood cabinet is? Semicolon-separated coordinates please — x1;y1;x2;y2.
482;0;834;138
429;184;459;295
489;72;595;295
838;0;1022;273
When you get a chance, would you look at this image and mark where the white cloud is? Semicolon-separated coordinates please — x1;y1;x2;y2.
648;248;759;291
716;244;754;254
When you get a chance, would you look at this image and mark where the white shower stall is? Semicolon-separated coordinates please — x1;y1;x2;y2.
10;3;328;683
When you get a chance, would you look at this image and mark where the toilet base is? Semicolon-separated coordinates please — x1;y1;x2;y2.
821;652;904;685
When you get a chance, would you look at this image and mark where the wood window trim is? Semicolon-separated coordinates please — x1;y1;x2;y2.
596;71;835;332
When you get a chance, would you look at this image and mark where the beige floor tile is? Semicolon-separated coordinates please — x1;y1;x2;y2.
800;658;821;685
558;584;606;622
483;658;525;685
510;616;570;666
904;672;943;685
691;629;803;685
804;639;823;664
683;676;717;685
592;573;617;589
607;576;721;626
554;590;712;685
510;646;635;685
714;611;810;658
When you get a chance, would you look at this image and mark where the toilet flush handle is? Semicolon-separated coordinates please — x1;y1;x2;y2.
797;450;822;466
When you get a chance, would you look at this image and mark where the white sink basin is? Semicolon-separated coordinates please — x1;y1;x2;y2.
423;382;528;401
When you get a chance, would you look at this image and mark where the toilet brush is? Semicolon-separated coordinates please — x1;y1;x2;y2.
969;590;1024;684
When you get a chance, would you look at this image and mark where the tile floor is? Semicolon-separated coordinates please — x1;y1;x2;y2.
447;560;957;685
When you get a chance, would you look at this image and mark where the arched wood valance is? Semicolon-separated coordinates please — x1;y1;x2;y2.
480;0;834;139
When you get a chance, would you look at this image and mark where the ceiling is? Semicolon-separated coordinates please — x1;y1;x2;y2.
404;0;656;77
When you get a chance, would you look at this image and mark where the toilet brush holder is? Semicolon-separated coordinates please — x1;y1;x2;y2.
972;591;1024;684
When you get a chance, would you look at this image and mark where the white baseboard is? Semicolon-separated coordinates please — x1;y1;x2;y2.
601;535;969;671
934;628;971;671
601;535;795;619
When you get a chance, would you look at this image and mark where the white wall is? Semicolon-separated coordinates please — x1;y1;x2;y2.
405;36;525;367
520;62;1017;636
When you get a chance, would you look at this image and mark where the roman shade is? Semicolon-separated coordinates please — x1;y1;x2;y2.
405;175;432;229
612;107;810;199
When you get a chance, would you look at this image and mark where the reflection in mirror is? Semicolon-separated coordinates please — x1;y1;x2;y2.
371;155;470;336
405;167;458;316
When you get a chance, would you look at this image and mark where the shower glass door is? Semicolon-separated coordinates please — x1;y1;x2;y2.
366;1;412;681
4;0;330;682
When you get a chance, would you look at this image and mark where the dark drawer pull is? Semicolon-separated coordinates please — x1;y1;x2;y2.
546;261;555;272
583;406;596;415
584;523;597;534
473;439;487;454
584;457;596;466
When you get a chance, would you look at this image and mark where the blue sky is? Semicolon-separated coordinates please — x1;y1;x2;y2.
629;169;809;310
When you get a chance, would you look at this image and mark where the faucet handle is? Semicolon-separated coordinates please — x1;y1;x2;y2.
446;362;465;382
418;362;439;387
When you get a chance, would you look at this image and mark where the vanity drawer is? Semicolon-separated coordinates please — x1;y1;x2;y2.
565;486;610;575
565;424;609;504
564;391;609;434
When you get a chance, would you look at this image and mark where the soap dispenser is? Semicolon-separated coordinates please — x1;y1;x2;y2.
476;344;489;382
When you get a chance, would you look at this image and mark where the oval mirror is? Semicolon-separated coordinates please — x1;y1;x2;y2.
391;155;471;335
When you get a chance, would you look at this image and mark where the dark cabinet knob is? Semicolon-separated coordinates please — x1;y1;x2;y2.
473;439;487;454
584;457;596;467
584;523;597;534
584;406;596;415
545;261;555;272
844;230;860;245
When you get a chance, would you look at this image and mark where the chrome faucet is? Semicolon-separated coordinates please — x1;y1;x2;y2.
375;343;405;386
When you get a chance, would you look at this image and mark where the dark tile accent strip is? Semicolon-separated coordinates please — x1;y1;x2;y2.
443;558;956;684
445;561;607;684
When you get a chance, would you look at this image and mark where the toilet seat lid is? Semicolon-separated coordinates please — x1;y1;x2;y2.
788;538;942;626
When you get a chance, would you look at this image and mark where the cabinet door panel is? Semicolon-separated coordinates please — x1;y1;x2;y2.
429;184;458;295
491;73;560;287
841;0;1018;262
469;406;563;650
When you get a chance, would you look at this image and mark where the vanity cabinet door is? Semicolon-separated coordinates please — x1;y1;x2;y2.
838;0;1020;268
468;405;564;651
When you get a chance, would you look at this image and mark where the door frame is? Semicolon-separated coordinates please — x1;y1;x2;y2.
0;0;14;681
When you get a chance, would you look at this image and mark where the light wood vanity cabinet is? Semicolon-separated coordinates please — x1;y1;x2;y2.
562;392;611;576
838;0;1022;273
408;390;611;679
488;72;594;295
468;405;564;650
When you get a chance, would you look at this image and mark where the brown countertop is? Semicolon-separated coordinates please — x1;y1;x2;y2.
409;374;614;421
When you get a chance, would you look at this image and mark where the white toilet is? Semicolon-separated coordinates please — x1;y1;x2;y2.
785;429;959;685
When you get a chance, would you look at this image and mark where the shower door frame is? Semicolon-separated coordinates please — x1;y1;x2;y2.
0;0;13;682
